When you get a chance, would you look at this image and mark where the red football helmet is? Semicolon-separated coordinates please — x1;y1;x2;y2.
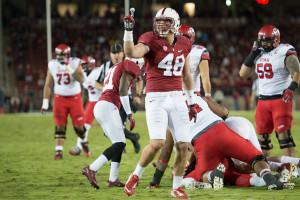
153;8;180;37
257;25;280;51
55;44;71;58
81;56;96;72
177;25;195;43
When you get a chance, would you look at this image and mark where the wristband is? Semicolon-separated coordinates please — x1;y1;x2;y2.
186;90;194;105
120;96;132;115
287;81;299;92
243;51;257;67
123;31;133;42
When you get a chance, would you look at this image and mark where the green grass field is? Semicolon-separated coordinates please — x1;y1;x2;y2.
1;111;300;200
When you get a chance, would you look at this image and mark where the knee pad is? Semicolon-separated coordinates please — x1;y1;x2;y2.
74;126;86;139
103;142;126;161
258;133;273;150
54;126;66;139
275;130;296;149
251;154;267;169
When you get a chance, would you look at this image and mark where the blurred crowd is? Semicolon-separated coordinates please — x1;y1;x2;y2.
4;10;300;112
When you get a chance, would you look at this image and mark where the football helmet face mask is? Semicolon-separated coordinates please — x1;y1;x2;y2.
257;25;280;52
81;56;96;72
177;25;195;43
55;44;71;63
153;8;180;38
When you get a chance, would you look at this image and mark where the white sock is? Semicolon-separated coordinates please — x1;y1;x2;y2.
281;156;300;166
109;162;120;182
82;123;91;143
250;176;266;187
268;161;281;172
90;154;108;171
76;137;82;149
55;146;63;151
133;163;146;178
259;168;271;178
173;176;183;189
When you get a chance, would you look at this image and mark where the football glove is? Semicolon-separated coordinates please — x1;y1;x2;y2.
124;15;135;31
282;89;293;103
282;81;298;103
188;104;197;123
127;114;135;131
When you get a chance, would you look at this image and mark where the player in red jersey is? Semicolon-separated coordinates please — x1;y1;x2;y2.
41;44;85;160
147;24;212;189
123;8;197;199
240;25;300;157
82;58;142;189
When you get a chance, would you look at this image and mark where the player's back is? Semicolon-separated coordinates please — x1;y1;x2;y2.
255;43;296;96
138;31;192;93
48;57;81;96
99;60;140;108
189;95;222;142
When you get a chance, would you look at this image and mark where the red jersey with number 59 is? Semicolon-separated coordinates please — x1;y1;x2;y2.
254;43;297;96
99;60;140;109
138;31;192;93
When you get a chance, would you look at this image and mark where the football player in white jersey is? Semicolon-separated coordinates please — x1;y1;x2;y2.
69;56;103;157
147;24;212;189
240;25;300;157
41;44;86;160
183;95;294;190
177;25;212;98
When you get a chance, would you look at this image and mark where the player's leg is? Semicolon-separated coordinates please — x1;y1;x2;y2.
167;92;191;198
219;124;294;190
148;128;174;188
255;100;274;157
125;94;168;196
70;101;96;156
52;95;69;160
82;101;126;189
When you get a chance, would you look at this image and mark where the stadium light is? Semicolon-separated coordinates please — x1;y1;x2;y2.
226;0;232;6
184;3;195;17
256;0;269;4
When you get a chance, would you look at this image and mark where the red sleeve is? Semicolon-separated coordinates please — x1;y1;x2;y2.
286;48;297;57
138;32;154;49
201;50;210;60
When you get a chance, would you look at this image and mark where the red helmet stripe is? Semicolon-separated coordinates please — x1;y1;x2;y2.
161;8;167;15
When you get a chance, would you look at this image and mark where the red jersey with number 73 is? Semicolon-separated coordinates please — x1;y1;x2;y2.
138;31;192;93
99;60;141;109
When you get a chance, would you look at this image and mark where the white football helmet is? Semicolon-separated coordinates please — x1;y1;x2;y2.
126;57;144;69
153;8;180;37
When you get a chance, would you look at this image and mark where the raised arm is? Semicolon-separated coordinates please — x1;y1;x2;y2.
240;41;261;78
123;12;148;58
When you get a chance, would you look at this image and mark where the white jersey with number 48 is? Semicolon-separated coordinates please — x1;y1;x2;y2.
48;57;81;96
254;43;296;96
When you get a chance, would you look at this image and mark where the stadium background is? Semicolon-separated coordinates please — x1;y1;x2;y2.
1;0;300;112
